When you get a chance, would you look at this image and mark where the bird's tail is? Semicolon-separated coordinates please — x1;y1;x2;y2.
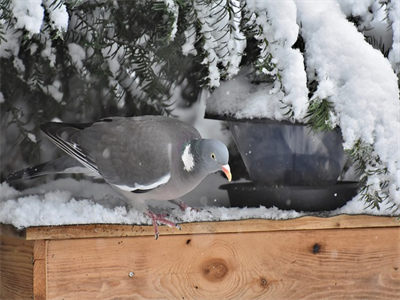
6;156;86;182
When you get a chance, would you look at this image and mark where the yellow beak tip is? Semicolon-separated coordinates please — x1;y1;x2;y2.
221;164;232;182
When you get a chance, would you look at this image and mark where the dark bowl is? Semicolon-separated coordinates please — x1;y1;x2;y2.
228;120;346;186
220;182;359;212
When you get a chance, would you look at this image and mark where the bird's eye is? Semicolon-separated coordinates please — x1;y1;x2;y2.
211;153;216;160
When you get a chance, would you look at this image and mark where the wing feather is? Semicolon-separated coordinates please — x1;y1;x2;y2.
41;122;100;175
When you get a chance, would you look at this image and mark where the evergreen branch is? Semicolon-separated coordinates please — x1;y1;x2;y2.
306;98;335;131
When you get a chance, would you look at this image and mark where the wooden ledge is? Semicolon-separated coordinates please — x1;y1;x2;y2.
1;214;397;241
1;214;400;299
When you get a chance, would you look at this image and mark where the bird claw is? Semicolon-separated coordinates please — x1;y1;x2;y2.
147;210;181;239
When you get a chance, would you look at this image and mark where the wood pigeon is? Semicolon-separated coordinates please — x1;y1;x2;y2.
7;116;232;238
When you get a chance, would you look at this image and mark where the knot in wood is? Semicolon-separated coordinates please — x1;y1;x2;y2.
202;258;228;282
312;243;321;254
260;277;268;287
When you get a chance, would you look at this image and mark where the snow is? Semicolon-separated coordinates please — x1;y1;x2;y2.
244;0;309;121
30;43;38;55
336;0;373;17
388;0;400;74
163;0;178;41
0;23;21;58
296;0;400;206
192;0;246;87
0;177;397;230
67;43;86;70
27;133;37;143
43;0;69;32
207;0;308;121
206;67;287;120
337;1;394;69
11;0;44;34
0;92;4;103
41;37;56;67
12;57;25;73
181;25;197;56
45;80;63;102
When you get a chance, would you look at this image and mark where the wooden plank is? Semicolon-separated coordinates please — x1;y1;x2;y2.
0;233;33;299
33;240;47;300
25;215;400;240
45;226;400;300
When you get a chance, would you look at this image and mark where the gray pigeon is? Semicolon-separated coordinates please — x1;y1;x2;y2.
7;116;231;238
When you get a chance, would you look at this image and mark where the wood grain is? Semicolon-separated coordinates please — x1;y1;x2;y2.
0;233;33;300
24;215;400;240
33;240;47;300
45;226;400;300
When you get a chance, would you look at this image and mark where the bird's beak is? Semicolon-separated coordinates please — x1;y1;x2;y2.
221;164;232;182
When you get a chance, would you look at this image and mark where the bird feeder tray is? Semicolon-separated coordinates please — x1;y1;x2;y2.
1;215;400;299
221;181;359;211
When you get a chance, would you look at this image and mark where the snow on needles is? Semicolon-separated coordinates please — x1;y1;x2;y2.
191;0;246;87
336;0;374;17
42;0;69;32
163;0;179;41
11;0;44;34
11;0;69;35
247;0;309;121
206;67;285;120
68;43;86;71
296;0;400;205
206;0;308;121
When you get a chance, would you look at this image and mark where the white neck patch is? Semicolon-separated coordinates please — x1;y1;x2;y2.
182;144;195;172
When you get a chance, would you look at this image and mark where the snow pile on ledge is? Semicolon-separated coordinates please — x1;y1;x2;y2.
0;179;397;230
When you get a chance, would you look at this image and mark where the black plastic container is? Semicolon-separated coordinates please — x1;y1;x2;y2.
229;119;346;186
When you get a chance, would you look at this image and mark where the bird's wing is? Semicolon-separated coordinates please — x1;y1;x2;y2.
77;116;199;192
41;117;200;193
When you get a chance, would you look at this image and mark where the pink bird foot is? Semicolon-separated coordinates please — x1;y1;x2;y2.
147;210;181;240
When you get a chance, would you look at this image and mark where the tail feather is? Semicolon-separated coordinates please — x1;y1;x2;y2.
6;121;106;183
5;156;87;182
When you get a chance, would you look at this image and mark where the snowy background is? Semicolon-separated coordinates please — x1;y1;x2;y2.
1;0;400;228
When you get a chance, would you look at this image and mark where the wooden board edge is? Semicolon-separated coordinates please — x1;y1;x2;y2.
33;240;47;300
23;214;400;240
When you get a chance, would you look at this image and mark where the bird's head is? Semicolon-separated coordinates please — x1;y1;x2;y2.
183;139;231;181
